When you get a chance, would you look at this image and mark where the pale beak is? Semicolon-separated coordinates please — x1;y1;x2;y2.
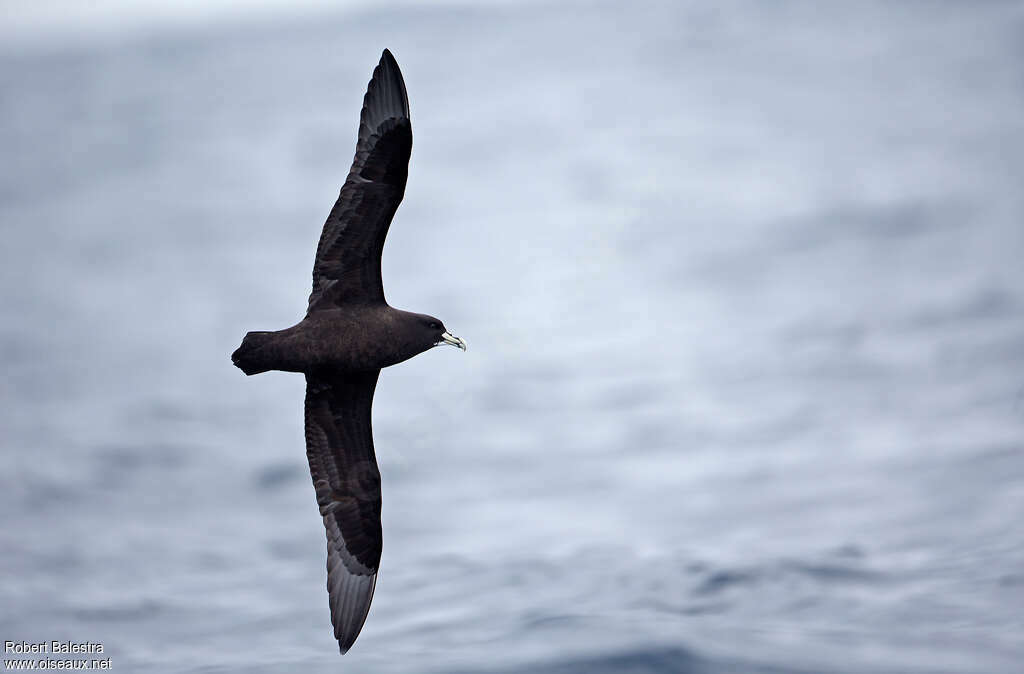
439;331;467;351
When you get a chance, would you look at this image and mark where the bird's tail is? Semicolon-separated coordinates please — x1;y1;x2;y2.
231;331;277;376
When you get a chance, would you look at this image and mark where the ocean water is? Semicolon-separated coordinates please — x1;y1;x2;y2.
2;2;1023;672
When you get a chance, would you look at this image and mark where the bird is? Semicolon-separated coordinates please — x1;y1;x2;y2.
230;49;466;654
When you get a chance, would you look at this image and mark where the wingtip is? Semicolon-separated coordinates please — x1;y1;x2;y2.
378;48;401;78
358;47;410;130
336;627;358;655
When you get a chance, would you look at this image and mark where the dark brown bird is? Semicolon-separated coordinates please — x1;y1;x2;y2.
231;49;466;654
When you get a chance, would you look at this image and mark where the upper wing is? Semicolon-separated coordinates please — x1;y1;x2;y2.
304;369;383;653
308;49;412;311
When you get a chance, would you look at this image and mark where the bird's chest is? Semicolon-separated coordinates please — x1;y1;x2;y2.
301;313;404;371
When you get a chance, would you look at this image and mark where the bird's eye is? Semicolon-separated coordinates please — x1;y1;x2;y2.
429;322;440;330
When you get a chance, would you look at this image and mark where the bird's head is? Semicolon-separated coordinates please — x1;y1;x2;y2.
409;313;467;354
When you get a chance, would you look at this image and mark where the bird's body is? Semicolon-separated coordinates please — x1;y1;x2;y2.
233;306;448;375
231;49;465;654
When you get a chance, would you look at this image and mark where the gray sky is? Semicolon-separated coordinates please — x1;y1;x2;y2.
0;0;535;46
0;0;357;44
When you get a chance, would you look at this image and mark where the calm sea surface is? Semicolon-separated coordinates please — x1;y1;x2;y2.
2;2;1023;672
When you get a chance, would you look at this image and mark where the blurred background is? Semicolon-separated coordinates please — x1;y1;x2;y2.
2;1;1023;672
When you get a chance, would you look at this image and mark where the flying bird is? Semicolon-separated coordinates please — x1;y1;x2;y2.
231;49;466;654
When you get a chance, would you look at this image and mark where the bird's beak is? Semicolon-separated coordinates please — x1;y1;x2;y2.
439;331;467;351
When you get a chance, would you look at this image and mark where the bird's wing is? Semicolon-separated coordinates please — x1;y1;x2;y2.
308;49;412;311
304;369;383;653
